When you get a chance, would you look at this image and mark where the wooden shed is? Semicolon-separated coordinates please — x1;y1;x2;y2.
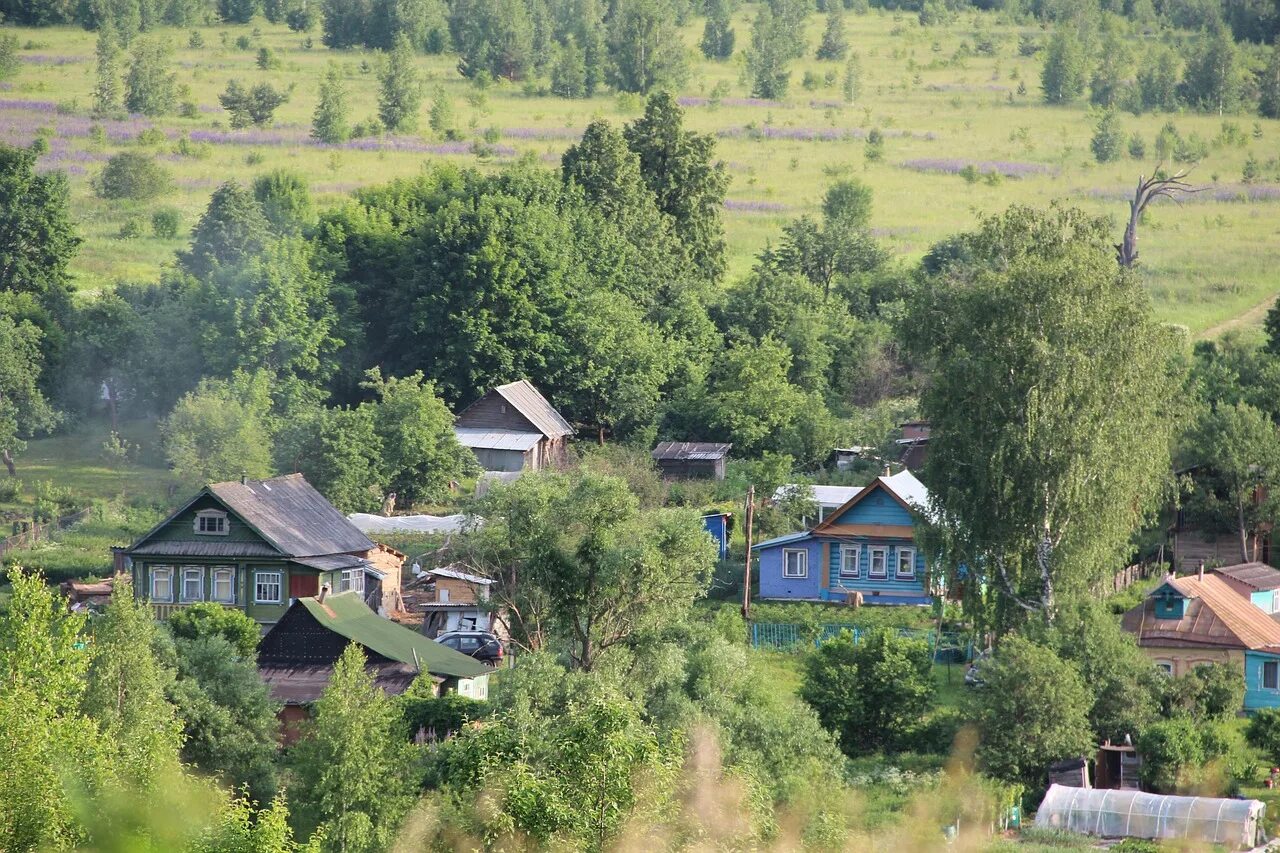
454;380;574;473
651;442;732;480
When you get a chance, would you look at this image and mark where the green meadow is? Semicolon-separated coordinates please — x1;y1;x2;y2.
5;9;1280;335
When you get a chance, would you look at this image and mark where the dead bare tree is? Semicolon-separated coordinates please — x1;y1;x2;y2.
1116;167;1201;268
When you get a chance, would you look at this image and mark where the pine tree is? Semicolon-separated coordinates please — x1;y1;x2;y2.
1261;41;1280;120
1040;28;1088;104
816;7;848;61
378;33;422;132
550;36;588;98
92;23;123;117
311;62;351;144
1090;109;1125;162
290;644;413;851
700;0;735;60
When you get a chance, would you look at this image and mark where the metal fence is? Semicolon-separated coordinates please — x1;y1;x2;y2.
749;622;973;661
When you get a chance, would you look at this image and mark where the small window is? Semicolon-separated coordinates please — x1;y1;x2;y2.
869;547;888;579
839;546;860;579
255;571;282;604
896;547;916;579
193;509;229;535
783;549;808;579
181;566;204;602
151;566;173;602
1273;590;1280;614
1265;661;1279;690
1155;661;1174;676
211;567;235;603
339;569;365;595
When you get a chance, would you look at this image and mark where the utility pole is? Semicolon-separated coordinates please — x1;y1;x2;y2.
742;484;754;620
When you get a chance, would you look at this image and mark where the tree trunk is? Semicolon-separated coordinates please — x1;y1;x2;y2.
1;448;14;478
1238;499;1251;564
106;380;119;433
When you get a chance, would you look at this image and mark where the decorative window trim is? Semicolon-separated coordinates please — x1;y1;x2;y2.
896;547;916;579
782;548;808;579
180;566;204;602
1265;660;1279;691
211;566;235;604
868;546;888;579
194;509;229;536
254;571;282;604
839;545;860;579
151;565;174;602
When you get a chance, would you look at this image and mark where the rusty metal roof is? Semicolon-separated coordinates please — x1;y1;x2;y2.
651;441;732;461
1122;573;1280;652
1212;562;1280;592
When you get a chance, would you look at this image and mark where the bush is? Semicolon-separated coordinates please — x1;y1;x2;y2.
401;688;492;736
95;151;174;200
1137;717;1202;792
166;601;261;658
1163;662;1244;721
1127;133;1146;159
1090;111;1125;163
151;206;181;238
1247;708;1280;763
116;217;145;239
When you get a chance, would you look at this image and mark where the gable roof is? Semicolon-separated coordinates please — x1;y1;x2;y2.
773;484;863;507
812;469;929;534
458;380;574;439
652;441;732;461
300;592;491;678
127;474;374;559
1212;562;1280;592
751;531;813;551
1121;573;1280;652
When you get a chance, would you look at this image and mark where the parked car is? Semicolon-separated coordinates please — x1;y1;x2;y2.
435;630;504;666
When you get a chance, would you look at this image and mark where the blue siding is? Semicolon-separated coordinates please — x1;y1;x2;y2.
827;485;915;528
758;537;824;600
1251;590;1276;614
702;514;729;561
826;539;929;604
1245;651;1280;712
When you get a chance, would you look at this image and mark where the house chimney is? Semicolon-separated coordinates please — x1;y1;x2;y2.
1198;560;1205;581
883;465;891;477
318;582;330;603
241;472;248;485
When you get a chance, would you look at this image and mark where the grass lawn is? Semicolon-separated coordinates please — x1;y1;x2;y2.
1;10;1277;335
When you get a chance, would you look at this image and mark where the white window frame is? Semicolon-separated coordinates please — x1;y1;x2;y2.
180;566;204;602
839;545;860;579
1155;661;1174;676
151;565;174;602
896;547;916;579
193;509;229;535
340;569;366;595
1265;661;1279;691
1273;589;1280;614
211;566;235;604
782;548;808;579
254;571;282;604
869;547;888;579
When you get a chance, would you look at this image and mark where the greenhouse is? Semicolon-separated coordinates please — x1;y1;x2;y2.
1034;784;1267;850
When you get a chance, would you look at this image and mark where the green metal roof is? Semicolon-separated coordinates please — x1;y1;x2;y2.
300;592;491;679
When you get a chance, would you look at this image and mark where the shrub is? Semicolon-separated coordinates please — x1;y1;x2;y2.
1137;717;1202;792
1163;662;1244;721
0;33;19;81
95;151;174;200
1247;708;1280;763
116;217;145;239
865;127;885;162
1243;153;1260;184
400;687;492;736
100;431;136;464
1090;110;1125;163
188;30;204;49
0;478;21;502
151;206;181;238
1127;133;1146;159
235;34;252;50
166;601;261;658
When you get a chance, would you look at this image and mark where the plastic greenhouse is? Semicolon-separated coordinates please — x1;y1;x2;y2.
1034;784;1267;850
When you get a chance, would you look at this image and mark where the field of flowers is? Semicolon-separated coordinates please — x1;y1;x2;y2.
4;8;1280;333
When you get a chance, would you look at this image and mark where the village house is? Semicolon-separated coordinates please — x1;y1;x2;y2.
410;566;499;638
1121;570;1280;712
453;379;574;473
753;469;933;606
651;441;732;480
123;473;404;627
257;589;491;743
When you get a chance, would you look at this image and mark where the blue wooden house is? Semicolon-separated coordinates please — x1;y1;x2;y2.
753;470;933;606
1121;571;1280;712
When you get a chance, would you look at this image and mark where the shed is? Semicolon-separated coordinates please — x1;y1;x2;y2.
454;380;573;473
651;442;731;480
1034;784;1266;849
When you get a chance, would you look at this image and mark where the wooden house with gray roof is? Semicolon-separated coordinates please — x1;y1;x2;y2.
125;473;404;626
453;380;574;473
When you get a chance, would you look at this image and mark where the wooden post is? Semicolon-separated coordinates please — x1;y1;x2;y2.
742;484;754;620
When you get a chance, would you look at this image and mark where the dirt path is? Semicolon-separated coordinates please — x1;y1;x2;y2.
1200;294;1277;339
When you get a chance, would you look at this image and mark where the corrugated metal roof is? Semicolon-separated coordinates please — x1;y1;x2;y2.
208;474;375;558
1212;562;1280;592
129;540;282;558
1122;574;1280;651
291;554;369;572
300;592;491;678
651;441;732;461
453;427;543;451
493;380;574;438
259;663;435;704
751;531;812;551
773;484;863;507
428;566;494;584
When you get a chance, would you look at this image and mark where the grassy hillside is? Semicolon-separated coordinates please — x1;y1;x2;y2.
4;9;1279;334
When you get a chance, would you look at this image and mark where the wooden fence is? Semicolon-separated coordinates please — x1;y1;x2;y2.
1104;562;1159;595
0;506;92;559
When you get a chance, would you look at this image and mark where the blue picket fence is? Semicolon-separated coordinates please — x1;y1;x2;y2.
749;622;973;661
